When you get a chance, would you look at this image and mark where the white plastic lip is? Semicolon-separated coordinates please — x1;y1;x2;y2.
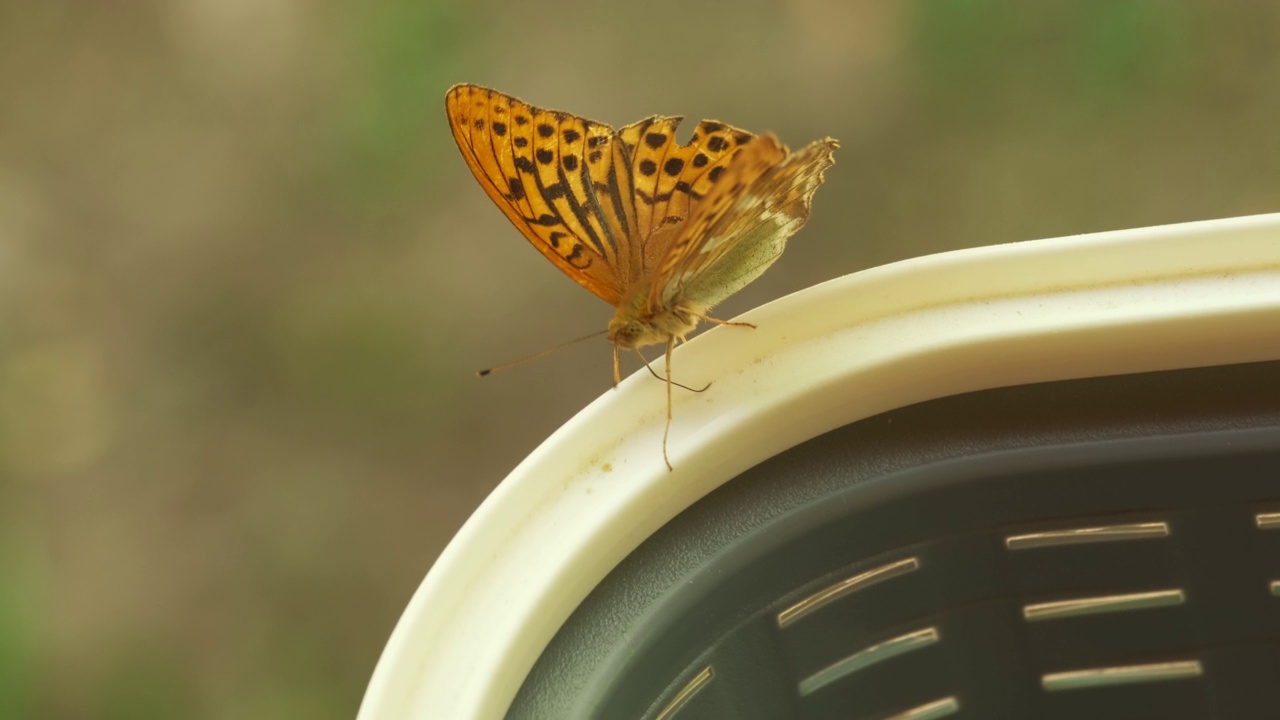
358;214;1280;720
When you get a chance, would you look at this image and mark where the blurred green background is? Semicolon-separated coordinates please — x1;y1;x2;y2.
2;1;1278;717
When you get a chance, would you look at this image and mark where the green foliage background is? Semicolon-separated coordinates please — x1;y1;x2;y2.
1;1;1277;717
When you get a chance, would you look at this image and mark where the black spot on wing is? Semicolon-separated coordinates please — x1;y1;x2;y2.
639;160;657;176
527;129;607;259
455;90;536;227
565;242;591;268
663;158;684;176
506;177;525;200
636;186;703;205
644;132;667;149
706;136;728;152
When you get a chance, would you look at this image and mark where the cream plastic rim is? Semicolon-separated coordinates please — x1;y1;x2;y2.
358;213;1280;720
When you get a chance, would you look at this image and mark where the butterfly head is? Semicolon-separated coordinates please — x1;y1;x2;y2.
607;288;701;351
607;317;657;350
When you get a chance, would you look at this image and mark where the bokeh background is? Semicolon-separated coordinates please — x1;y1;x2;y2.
3;1;1278;717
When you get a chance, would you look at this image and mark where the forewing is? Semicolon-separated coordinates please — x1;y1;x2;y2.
618;117;757;274
446;84;639;305
653;135;838;311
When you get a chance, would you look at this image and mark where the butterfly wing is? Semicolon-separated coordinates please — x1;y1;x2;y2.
617;117;758;276
649;134;838;312
445;84;640;305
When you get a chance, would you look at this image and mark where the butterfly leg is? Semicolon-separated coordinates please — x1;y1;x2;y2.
613;344;622;387
695;312;757;330
633;349;711;392
662;336;675;471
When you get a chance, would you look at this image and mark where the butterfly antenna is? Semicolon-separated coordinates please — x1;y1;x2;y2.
476;329;608;377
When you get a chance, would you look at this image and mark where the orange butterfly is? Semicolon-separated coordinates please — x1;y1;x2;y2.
446;83;837;469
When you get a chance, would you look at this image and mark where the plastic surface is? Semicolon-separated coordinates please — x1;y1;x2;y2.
507;361;1280;718
357;214;1280;720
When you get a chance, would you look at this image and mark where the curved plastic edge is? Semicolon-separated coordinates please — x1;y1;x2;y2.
357;213;1280;720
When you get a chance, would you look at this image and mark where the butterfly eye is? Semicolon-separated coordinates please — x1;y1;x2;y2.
608;320;648;350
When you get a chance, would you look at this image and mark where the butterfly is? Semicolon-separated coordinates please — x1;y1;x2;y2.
446;83;837;469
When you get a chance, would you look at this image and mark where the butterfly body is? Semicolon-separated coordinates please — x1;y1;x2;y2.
446;83;836;467
608;280;701;350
